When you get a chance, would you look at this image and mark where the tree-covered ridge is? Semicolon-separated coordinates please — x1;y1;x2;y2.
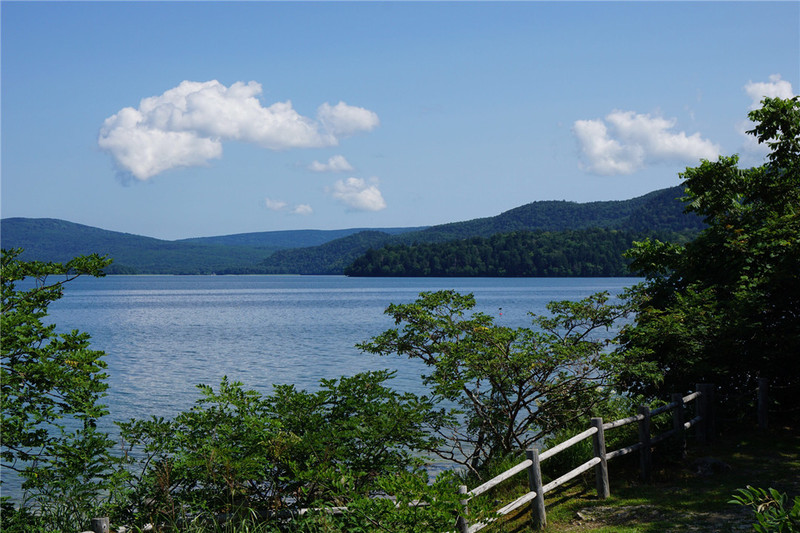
388;185;704;244
249;186;703;275
1;185;702;275
344;228;694;277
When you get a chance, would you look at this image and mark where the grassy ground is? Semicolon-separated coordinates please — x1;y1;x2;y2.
486;424;800;533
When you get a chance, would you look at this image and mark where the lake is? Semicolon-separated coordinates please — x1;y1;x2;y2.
4;275;640;500
42;275;640;423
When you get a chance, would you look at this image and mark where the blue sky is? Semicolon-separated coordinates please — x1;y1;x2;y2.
2;1;798;240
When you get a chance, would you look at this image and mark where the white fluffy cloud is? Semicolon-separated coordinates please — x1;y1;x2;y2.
739;75;796;156
308;155;354;173
99;80;379;180
328;177;386;211
574;111;720;175
744;74;794;110
317;102;379;136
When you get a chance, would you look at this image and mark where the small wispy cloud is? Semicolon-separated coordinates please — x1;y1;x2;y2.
573;111;720;175
328;177;386;211
308;155;354;173
265;197;313;215
265;198;288;211
99;80;379;181
292;204;313;215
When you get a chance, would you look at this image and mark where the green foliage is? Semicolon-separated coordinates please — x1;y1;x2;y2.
294;469;475;533
731;486;800;533
1;248;117;532
358;289;631;477
616;97;800;418
114;371;443;528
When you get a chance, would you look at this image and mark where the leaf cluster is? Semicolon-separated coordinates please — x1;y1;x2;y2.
731;486;800;533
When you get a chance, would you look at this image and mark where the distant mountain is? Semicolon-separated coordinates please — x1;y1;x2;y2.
178;226;426;249
0;186;702;275
0;218;269;274
224;231;398;275
0;218;422;274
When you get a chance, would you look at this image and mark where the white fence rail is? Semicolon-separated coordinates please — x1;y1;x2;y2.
455;382;715;531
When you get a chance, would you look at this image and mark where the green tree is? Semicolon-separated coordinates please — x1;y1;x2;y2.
616;96;800;417
1;248;115;531
358;290;630;477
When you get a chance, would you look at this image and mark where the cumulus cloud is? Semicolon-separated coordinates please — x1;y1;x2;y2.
98;80;379;180
308;155;354;173
744;74;794;110
573;111;720;175
328;177;387;211
318;102;379;136
739;75;796;156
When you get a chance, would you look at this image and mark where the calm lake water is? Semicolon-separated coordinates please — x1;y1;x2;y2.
4;275;640;500
44;275;640;422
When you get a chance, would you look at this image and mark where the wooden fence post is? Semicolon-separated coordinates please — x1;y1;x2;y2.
457;484;469;533
758;377;769;430
638;405;652;482
90;518;109;533
671;392;686;458
591;417;610;499
527;448;546;530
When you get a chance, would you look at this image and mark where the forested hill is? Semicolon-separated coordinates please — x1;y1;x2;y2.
240;185;704;275
338;185;704;277
391;186;703;244
0;185;702;275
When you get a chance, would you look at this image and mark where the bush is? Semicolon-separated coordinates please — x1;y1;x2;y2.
113;371;445;528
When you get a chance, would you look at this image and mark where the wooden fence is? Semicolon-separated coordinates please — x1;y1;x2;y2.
455;383;715;532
